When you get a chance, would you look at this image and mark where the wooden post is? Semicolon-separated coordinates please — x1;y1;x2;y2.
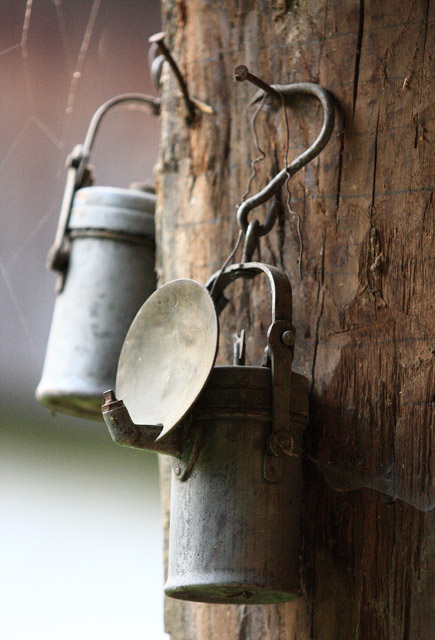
155;1;434;638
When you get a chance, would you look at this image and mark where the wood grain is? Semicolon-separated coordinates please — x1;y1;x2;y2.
155;1;434;638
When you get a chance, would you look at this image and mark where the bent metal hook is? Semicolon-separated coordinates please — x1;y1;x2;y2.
235;70;335;258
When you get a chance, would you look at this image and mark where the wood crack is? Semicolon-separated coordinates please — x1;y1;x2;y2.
370;110;379;217
423;0;430;55
310;232;326;396
237;605;249;640
365;110;386;307
413;0;430;148
352;0;365;118
335;127;345;228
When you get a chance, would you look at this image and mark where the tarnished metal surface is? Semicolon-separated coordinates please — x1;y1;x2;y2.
102;390;183;457
47;93;160;289
70;186;155;235
116;278;218;439
234;64;282;102
206;262;301;480
36;186;156;420
104;263;309;604
165;366;308;604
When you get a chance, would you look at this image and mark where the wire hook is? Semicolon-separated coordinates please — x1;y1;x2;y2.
234;71;335;260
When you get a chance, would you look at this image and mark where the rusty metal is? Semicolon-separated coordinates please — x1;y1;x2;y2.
206;262;301;483
102;391;183;457
149;32;214;117
149;32;196;121
207;261;292;321
242;218;261;262
281;329;295;347
234;76;335;262
236;81;335;235
102;262;308;604
234;64;282;103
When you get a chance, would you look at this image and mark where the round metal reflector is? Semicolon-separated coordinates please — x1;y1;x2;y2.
116;279;218;439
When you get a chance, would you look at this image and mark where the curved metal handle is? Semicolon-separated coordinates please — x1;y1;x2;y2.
81;93;160;167
205;260;293;328
48;93;160;283
237;82;335;234
206;261;300;483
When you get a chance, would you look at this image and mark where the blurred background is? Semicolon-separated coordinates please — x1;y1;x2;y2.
0;1;168;637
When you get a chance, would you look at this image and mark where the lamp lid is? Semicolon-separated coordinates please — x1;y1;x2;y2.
116;278;218;439
70;186;156;236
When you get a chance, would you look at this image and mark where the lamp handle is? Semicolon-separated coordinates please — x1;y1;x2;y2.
206;261;299;482
47;93;160;285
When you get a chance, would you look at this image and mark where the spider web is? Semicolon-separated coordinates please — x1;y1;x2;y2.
0;0;161;392
0;6;170;639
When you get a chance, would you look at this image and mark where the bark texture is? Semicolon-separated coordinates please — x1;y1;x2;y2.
155;1;434;638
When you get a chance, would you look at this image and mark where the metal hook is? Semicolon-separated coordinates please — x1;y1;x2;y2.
235;71;335;241
148;32;214;120
241;199;281;262
148;41;165;90
47;93;160;283
149;32;196;121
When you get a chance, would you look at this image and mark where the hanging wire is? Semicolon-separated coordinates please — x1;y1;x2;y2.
279;90;303;280
210;93;267;298
210;83;306;298
238;92;267;205
239;86;304;277
209;230;243;298
236;80;335;276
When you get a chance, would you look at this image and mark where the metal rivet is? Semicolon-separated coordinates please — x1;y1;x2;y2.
281;330;295;347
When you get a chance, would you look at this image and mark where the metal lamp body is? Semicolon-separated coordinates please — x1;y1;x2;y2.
102;265;309;605
165;365;308;604
36;186;156;419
